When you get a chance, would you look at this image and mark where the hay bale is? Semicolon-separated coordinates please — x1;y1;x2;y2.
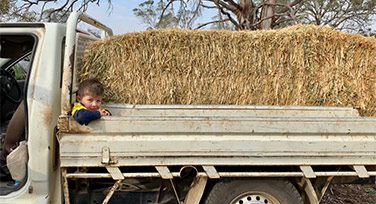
81;25;376;116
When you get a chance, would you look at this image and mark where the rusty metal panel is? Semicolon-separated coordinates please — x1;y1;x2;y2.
101;147;110;164
105;104;360;117
59;116;376;169
57;116;70;133
156;166;173;179
202;166;220;179
85;116;376;134
59;133;376;156
65;171;376;179
105;167;124;180
299;177;319;204
300;166;316;178
353;165;370;178
62;168;70;204
60;106;376;171
60;156;376;168
183;176;208;204
60;134;376;168
102;180;122;204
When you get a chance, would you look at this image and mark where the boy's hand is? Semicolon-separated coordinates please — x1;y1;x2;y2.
99;109;110;116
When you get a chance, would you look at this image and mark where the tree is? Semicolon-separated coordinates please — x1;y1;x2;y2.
299;0;376;32
1;0;37;22
2;0;375;32
133;0;304;30
133;0;202;29
133;0;376;32
0;0;113;23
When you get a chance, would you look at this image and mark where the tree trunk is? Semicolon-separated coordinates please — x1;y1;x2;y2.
260;0;275;30
236;0;256;29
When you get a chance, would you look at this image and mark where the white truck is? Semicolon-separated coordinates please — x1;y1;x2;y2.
0;11;375;204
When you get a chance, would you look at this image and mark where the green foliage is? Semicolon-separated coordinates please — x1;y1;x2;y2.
0;0;36;22
133;0;175;29
362;186;376;194
1;0;112;23
0;0;11;14
12;66;26;80
301;0;376;32
133;0;201;29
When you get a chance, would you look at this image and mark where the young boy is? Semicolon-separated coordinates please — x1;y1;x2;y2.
72;78;110;125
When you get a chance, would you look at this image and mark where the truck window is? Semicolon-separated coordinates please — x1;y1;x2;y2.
0;34;36;195
8;53;30;80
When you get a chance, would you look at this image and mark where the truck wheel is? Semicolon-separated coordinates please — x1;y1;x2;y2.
203;178;303;204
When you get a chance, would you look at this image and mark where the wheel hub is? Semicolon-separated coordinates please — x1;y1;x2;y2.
231;192;279;204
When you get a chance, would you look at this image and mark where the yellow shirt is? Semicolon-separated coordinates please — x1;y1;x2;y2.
71;102;104;115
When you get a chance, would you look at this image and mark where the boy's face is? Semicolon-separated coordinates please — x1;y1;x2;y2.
77;94;103;111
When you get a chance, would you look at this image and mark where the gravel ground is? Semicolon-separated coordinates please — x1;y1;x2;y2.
320;184;376;204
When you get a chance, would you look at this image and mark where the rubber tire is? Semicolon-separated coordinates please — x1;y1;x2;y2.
202;178;304;204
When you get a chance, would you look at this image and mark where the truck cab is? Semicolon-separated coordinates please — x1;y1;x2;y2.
0;13;110;203
0;22;65;202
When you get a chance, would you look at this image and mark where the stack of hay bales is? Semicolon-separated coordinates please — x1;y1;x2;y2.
81;25;376;116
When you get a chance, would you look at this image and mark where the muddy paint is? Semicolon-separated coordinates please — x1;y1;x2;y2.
68;117;92;133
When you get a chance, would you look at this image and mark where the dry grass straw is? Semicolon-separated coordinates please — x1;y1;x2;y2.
81;25;376;116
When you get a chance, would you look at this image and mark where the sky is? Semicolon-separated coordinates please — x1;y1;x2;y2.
27;0;217;35
85;0;146;35
83;0;219;35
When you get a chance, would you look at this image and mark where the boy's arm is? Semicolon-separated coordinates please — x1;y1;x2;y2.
73;109;101;125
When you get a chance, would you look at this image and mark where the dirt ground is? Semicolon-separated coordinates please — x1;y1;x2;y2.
320;184;376;204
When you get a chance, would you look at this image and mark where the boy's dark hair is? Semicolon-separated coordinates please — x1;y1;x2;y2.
77;78;104;97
